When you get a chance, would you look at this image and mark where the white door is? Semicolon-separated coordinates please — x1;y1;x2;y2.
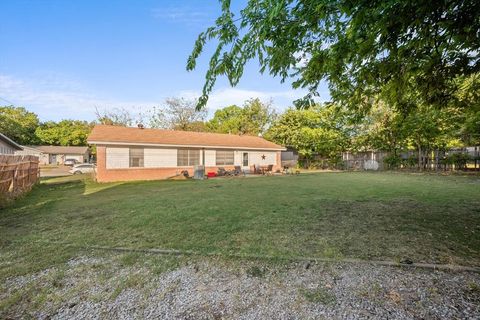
242;152;249;169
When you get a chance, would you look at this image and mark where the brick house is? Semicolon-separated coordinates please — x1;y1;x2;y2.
87;125;285;182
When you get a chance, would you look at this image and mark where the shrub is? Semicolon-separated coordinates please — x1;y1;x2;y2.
328;155;344;169
383;155;402;169
403;156;418;169
444;153;471;170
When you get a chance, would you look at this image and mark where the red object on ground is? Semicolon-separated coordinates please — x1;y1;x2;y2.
207;172;217;178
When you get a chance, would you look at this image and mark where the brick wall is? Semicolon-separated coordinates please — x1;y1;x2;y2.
95;146;282;182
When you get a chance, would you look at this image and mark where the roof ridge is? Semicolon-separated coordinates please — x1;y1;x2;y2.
95;124;264;139
88;125;284;150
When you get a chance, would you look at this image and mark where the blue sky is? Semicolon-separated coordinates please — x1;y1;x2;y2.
0;0;329;122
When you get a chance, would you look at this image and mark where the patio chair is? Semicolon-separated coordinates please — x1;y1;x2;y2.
217;167;227;176
266;164;274;175
233;165;243;176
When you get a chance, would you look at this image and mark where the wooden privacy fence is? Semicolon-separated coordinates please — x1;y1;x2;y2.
342;151;389;170
0;155;39;204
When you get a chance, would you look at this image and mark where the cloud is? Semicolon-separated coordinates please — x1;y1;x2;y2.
178;87;327;112
151;2;216;27
0;74;159;121
0;73;329;122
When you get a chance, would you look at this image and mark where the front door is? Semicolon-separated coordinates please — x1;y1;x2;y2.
49;154;57;165
242;152;249;167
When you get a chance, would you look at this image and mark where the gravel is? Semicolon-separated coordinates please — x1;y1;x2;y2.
2;253;479;319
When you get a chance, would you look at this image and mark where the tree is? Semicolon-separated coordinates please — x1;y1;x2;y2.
454;73;480;145
149;97;208;131
187;0;480;113
351;101;408;155
265;104;349;161
35;120;93;146
207;98;276;135
95;107;144;127
241;98;277;135
402;105;463;169
206;105;243;133
0;106;40;145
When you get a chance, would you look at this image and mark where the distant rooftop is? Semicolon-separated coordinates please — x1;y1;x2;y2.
27;145;89;154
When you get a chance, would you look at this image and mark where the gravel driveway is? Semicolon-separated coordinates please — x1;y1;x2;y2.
1;252;479;319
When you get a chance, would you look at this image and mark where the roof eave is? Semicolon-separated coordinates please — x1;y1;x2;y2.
0;133;23;150
87;140;286;151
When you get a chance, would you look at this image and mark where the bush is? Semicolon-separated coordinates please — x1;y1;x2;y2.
444;153;471;170
402;156;418;169
328;155;344;169
383;155;402;169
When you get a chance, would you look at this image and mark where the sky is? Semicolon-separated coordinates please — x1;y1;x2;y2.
0;0;330;122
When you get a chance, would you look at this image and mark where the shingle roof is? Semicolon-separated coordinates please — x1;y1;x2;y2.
87;125;285;150
32;146;89;154
0;133;23;150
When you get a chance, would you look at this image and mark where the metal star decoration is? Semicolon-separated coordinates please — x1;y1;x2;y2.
261;154;266;160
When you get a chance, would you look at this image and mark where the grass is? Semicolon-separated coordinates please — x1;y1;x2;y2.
1;172;480;284
300;287;337;305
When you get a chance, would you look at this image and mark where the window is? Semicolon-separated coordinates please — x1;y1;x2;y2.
129;148;144;167
177;149;200;166
216;150;234;166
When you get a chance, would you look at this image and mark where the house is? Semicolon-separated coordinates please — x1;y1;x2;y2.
0;133;23;154
87;125;285;182
15;145;90;165
14;145;44;160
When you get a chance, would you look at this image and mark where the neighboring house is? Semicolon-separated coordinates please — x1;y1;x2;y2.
14;145;45;159
15;145;90;165
0;133;23;154
87;125;285;182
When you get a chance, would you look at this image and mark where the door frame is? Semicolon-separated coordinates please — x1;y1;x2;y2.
242;152;249;168
49;154;57;165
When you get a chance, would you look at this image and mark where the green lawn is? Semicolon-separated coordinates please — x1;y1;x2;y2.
1;172;479;281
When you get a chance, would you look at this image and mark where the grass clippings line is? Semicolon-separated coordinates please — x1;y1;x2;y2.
31;239;480;273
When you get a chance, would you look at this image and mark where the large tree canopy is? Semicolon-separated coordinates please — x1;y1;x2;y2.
35;120;93;146
0;106;40;145
207;98;277;135
265;103;349;158
188;0;480;112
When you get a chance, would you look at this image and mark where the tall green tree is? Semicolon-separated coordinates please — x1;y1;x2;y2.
207;98;276;135
402;105;463;169
207;105;244;133
0;106;40;145
454;73;480;145
351;102;408;155
35;120;93;146
188;0;480;113
265;104;349;159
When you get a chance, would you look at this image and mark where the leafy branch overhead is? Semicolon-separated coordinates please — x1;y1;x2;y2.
187;0;480;111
